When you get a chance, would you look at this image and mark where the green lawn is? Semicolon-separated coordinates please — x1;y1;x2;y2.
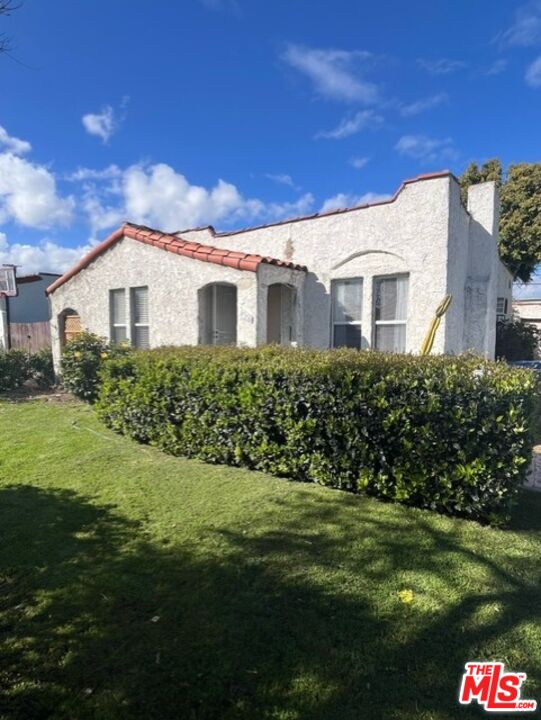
0;399;540;720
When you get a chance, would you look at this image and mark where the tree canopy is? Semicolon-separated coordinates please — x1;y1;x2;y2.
460;159;541;283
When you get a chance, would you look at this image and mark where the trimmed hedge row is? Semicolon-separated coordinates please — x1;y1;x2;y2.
0;348;54;392
96;346;536;524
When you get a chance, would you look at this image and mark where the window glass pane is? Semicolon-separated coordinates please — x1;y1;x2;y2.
332;279;363;323
375;276;408;321
133;326;150;349
110;289;126;324
132;286;149;324
333;324;362;349
375;324;406;352
111;326;127;344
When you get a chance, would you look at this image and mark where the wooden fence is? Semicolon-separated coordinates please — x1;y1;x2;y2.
9;321;51;353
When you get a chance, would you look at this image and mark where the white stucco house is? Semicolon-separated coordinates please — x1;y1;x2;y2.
46;171;513;372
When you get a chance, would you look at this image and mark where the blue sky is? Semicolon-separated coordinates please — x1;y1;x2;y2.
0;0;540;289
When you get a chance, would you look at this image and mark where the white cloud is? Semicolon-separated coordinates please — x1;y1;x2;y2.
321;191;391;212
74;161;316;236
257;193;315;222
0;152;74;228
417;58;467;75
485;59;508;76
526;55;541;86
497;1;541;47
282;44;379;103
316;109;383;139
349;156;370;169
66;164;122;182
395;134;458;163
264;173;298;188
82;106;117;143
0;126;31;155
400;93;448;117
0;232;91;275
121;164;249;229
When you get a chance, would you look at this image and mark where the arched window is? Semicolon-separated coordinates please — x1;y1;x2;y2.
198;283;237;345
267;284;296;345
59;308;81;346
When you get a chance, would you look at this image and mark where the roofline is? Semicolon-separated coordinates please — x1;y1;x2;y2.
46;223;306;295
46;226;125;295
46;170;456;296
15;274;42;284
175;170;457;238
16;272;61;284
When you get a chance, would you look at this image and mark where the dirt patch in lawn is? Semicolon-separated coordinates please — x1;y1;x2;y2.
0;385;77;404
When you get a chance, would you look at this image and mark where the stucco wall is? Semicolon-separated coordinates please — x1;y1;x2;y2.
464;182;501;357
497;263;513;319
183;176;453;354
49;237;305;371
49;173;504;367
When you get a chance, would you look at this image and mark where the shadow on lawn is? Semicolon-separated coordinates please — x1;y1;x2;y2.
0;485;540;720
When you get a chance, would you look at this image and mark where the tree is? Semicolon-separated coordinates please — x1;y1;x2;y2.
460;159;503;203
0;1;19;54
460;159;541;283
495;315;539;361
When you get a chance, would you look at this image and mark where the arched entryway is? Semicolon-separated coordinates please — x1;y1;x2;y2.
199;283;237;345
266;284;296;345
59;308;82;346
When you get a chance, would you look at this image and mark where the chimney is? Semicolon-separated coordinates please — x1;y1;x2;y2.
467;181;500;237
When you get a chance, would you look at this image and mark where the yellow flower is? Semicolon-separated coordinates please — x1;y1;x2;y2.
100;352;108;359
398;589;414;604
74;351;82;359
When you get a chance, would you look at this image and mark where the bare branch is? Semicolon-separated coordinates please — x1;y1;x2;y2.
0;1;21;54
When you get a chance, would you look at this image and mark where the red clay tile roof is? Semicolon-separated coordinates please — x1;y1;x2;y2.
46;223;307;295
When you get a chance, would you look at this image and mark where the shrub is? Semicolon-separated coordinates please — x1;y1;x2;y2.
96;347;536;524
0;347;55;392
61;332;129;401
0;349;31;392
496;316;539;360
28;348;55;388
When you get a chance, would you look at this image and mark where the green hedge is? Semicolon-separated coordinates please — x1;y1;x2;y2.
0;348;54;392
61;332;130;402
96;346;536;524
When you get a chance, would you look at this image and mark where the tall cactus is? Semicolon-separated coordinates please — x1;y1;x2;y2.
420;295;453;355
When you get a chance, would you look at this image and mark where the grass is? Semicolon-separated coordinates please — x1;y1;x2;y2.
0;398;540;720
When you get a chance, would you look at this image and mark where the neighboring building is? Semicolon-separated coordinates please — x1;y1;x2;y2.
513;299;541;337
0;271;60;352
47;171;511;372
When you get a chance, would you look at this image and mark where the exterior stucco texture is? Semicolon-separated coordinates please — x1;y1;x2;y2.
49;173;506;370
